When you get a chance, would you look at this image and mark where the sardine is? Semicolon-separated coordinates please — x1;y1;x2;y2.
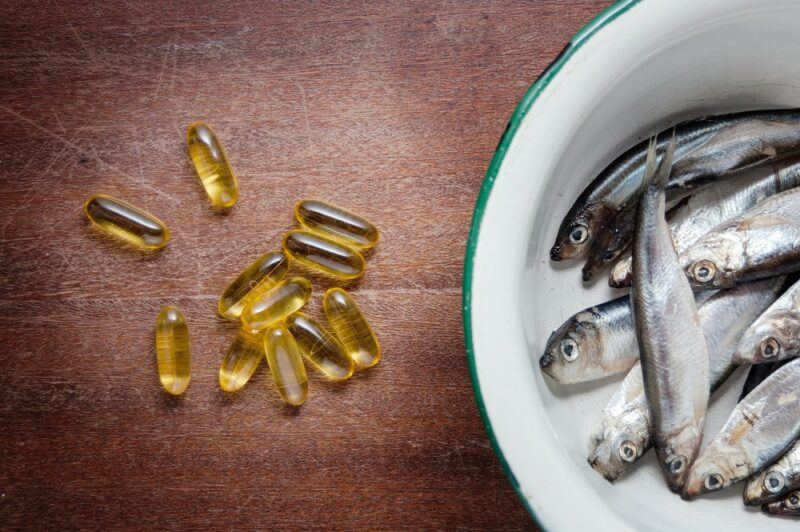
632;135;709;493
762;491;800;517
572;109;800;281
588;278;783;481
733;278;800;365
539;296;636;384
739;360;791;401
680;187;800;289
609;158;800;288
745;439;800;506
683;358;800;499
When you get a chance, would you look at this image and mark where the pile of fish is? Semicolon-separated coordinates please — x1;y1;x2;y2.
542;109;800;518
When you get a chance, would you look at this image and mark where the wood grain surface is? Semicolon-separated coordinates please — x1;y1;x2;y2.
0;1;607;529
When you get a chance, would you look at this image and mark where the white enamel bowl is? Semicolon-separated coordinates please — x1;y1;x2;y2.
463;1;800;530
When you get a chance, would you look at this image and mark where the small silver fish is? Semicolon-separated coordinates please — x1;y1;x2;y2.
762;491;800;517
551;109;800;265
733;278;800;365
539;296;637;384
683;358;800;499
609;158;800;288
745;439;800;506
588;278;783;481
680;187;800;289
633;135;710;493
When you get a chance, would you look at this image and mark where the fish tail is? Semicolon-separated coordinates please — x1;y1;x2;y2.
639;129;677;194
654;128;677;189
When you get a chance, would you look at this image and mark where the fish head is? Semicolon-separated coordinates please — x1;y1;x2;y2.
550;203;614;261
655;424;705;493
587;405;650;482
682;443;747;499
581;201;637;281
766;491;800;516
608;255;633;288
539;312;605;383
680;238;738;290
744;468;788;506
732;310;800;364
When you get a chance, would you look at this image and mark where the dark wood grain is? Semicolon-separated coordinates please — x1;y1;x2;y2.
0;1;607;529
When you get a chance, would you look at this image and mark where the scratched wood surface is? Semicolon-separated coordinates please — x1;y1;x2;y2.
0;1;606;529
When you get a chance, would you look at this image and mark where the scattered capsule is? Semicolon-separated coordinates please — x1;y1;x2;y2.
323;288;381;368
283;230;365;280
155;306;191;395
240;277;312;332
83;194;169;250
219;330;264;392
285;312;354;381
186;122;238;208
264;325;308;406
218;252;289;320
295;199;379;249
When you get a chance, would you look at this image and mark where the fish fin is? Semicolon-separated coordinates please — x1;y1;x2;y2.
654;128;677;189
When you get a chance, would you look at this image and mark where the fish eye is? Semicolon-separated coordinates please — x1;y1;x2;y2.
703;473;724;491
787;491;800;509
568;225;588;245
692;260;716;283
618;440;638;463
560;339;579;362
666;455;686;475
760;337;780;359
765;470;786;493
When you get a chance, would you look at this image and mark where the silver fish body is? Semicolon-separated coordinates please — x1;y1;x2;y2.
684;358;800;499
745;439;800;506
762;491;800;517
609;158;800;288
632;137;710;492
551;109;800;264
680;187;800;290
588;278;783;482
539;296;636;384
733;278;800;365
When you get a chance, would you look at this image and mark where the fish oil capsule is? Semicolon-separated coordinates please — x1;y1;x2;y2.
186;122;238;208
155;306;191;395
323;288;381;368
83;194;169;250
285;312;354;381
282;230;365;280
219;330;263;392
218;252;289;320
264;325;308;406
295;199;379;249
240;277;312;332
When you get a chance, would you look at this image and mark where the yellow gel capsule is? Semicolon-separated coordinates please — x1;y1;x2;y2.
218;252;289;320
186;121;238;208
295;199;379;249
83;194;169;250
264;325;308;406
155;306;191;395
219;330;263;392
323;288;381;368
285;312;354;381
240;277;312;332
282;230;365;280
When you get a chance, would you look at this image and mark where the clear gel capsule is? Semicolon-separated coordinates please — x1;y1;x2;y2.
155;306;191;395
240;277;312;332
84;194;169;250
218;252;289;320
186;122;238;208
285;312;354;381
264;325;308;406
282;230;365;280
295;199;379;249
219;330;263;392
323;288;381;368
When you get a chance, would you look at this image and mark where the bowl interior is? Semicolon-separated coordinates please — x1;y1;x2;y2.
468;1;800;530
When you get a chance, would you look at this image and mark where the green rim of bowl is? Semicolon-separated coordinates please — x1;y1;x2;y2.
461;0;643;528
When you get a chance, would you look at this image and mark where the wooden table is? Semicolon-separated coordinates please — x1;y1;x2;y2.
0;1;606;529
